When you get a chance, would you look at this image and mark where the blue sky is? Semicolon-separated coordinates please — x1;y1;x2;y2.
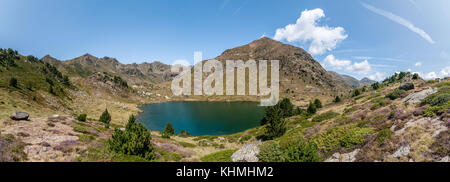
1;0;449;80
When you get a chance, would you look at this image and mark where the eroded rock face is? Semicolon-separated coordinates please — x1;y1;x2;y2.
10;112;29;121
231;141;263;162
1;116;80;161
402;87;437;104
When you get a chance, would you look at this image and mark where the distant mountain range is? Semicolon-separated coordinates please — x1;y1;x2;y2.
41;37;376;103
328;71;377;88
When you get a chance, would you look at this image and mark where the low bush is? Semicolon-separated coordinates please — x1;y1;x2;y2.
284;140;319;162
376;129;392;146
77;114;87;122
310;125;374;153
312;111;339;122
257;141;286;162
200;149;237;162
386;89;406;100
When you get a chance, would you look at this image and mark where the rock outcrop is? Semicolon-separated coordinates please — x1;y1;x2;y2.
231;141;263;162
10;112;29;121
402;87;437;104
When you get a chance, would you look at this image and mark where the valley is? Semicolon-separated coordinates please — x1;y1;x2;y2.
0;38;448;162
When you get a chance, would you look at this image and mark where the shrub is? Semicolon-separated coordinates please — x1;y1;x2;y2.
307;101;317;114
333;96;341;103
372;82;380;90
9;77;17;88
312;111;339;122
314;99;322;109
77;114;87;122
423;101;450;117
310;125;374;153
386;89;406;100
108;115;155;160
412;73;419;79
257;141;286;162
422;93;450;106
200;149;237;162
180;129;190;136
284;140;319;162
99;109;111;124
376;129;392;146
352;89;361;97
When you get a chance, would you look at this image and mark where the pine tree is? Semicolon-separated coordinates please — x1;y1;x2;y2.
164;122;175;135
333;96;341;103
307;101;317;114
99;109;111;124
261;106;286;140
314;99;322;108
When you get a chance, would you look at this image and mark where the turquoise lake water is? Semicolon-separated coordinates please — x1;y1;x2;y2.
137;102;266;136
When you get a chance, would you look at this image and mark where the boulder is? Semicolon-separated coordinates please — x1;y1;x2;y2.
231;141;263;162
325;149;360;162
399;82;415;91
10;112;30;121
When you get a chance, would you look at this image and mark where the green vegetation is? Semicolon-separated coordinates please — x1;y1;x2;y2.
423;101;450;117
99;109;111;125
259;106;286;140
284;140;319;162
376;129;393;146
178;141;196;148
77;114;87;122
113;75;128;88
278;98;294;117
200;149;237;162
180;129;190;136
307;101;317;114
352;89;361;97
314;99;322;109
386;89;406;100
164;122;175;135
108;115;156;160
258;141;286;162
333;96;341;103
312;111;339;122
371;82;380;90
370;97;387;110
310;125;374;153
9;77;17;88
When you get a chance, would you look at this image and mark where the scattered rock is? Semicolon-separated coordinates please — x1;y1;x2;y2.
10;112;30;121
392;145;410;158
402;87;437;104
440;156;449;162
231;141;263;162
325;149;360;162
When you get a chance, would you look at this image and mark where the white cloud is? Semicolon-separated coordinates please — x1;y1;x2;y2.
415;62;422;67
369;72;385;81
274;8;348;55
322;55;351;69
440;67;450;77
322;54;371;74
346;60;372;74
361;3;434;44
422;72;438;80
